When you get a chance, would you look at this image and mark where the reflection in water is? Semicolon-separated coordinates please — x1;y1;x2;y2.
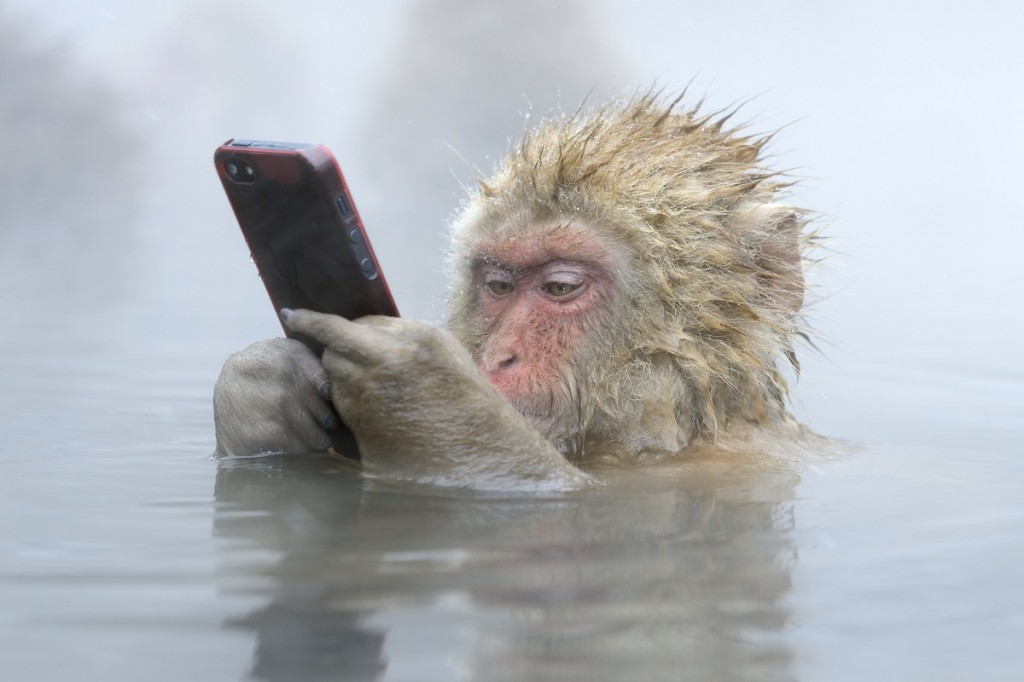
216;458;386;681
214;454;801;681
227;604;386;682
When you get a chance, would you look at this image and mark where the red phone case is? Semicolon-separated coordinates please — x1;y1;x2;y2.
215;139;398;357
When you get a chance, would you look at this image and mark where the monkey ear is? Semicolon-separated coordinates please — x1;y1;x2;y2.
735;205;805;318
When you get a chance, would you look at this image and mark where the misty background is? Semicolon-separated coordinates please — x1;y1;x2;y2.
2;0;1022;453
2;2;1023;680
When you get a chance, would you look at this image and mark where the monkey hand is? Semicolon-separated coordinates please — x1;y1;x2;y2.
213;337;339;456
281;309;593;492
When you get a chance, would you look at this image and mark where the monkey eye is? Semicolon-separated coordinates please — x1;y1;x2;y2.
486;280;515;297
542;281;584;299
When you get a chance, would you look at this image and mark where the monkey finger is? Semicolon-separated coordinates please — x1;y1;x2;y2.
288;339;332;399
297;382;342;431
281;309;382;363
350;314;406;331
290;411;333;452
320;347;361;382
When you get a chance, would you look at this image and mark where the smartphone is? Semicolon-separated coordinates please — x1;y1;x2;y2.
215;139;398;457
215;139;398;348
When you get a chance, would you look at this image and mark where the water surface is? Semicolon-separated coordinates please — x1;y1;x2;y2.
2;2;1023;679
2;296;1022;682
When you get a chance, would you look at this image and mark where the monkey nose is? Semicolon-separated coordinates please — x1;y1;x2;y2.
482;351;518;374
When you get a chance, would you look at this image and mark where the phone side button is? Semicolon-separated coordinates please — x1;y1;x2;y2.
336;194;354;219
360;258;378;279
350;240;378;279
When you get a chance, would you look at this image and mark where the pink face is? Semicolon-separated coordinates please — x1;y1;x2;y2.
470;226;617;417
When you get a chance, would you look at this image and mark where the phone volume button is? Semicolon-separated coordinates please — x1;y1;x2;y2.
350;240;378;279
336;194;354;219
360;258;378;280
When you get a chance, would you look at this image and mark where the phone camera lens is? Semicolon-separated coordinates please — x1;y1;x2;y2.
225;158;256;184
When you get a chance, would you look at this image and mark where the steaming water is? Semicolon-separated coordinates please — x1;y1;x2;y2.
3;1;1024;680
2;282;1022;682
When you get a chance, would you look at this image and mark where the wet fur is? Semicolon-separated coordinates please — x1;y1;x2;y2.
448;92;816;461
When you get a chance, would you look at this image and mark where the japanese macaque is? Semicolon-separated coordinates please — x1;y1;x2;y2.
213;93;816;491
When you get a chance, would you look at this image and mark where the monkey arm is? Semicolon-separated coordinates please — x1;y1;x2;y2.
281;308;594;492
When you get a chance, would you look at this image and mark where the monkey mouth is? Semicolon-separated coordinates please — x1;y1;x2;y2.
499;385;585;460
475;354;585;457
490;381;556;419
509;403;555;424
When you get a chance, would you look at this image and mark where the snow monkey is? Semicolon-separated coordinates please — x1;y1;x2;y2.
213;92;816;491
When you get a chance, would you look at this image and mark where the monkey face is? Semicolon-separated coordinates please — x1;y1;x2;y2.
474;258;606;396
464;223;620;452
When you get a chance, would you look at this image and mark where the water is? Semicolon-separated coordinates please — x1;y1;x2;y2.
2;295;1022;681
3;1;1024;679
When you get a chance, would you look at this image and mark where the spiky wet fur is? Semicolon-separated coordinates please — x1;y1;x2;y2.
448;93;815;462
